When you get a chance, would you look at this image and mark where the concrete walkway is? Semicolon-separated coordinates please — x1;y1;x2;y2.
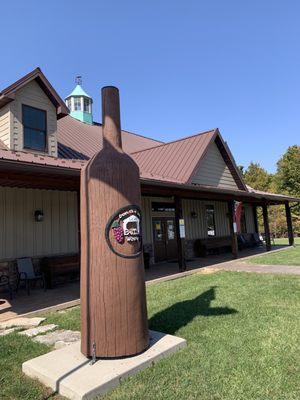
211;262;300;275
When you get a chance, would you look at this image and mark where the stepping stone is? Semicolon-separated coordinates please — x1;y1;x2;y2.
0;317;45;330
19;324;58;338
0;327;18;336
33;330;81;347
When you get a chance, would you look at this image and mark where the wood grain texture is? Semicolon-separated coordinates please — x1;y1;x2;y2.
80;87;148;358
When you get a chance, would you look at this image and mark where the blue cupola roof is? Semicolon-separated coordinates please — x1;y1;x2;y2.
65;76;93;125
66;84;92;99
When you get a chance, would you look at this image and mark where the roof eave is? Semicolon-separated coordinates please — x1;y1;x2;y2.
140;177;300;203
0;67;69;119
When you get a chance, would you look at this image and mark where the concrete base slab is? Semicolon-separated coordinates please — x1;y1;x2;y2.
22;330;186;400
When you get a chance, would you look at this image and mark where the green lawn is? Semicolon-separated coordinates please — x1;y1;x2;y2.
249;237;300;266
1;271;300;400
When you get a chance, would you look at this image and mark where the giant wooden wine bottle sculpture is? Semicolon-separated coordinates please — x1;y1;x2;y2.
80;86;149;358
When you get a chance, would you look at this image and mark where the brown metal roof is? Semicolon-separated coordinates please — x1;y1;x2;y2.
0;148;85;170
131;129;217;183
0;67;69;119
57;115;163;159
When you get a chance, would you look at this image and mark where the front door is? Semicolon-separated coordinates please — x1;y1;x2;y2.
152;218;177;262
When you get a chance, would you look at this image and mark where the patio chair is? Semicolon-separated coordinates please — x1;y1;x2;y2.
16;258;46;295
0;272;13;300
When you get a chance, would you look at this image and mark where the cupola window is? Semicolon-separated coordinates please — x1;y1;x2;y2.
84;98;91;113
74;97;81;111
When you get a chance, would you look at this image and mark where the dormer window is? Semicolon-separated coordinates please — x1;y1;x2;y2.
23;105;47;152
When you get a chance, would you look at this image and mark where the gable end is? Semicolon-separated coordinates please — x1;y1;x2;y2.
190;134;247;191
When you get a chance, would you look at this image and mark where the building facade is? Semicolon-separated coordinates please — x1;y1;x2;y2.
0;68;298;278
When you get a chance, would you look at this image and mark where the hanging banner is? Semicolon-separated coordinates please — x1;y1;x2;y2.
234;201;243;233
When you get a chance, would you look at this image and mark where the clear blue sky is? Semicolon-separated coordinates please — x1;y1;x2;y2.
1;1;299;172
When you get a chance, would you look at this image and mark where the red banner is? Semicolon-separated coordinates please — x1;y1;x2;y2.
234;201;243;233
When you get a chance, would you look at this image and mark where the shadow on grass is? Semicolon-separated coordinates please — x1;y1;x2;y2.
149;286;237;335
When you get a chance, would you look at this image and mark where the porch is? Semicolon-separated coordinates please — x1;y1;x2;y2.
0;244;288;323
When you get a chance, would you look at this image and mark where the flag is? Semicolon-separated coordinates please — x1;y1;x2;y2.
234;201;243;233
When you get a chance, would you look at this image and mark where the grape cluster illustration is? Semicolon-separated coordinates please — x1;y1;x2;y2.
112;224;124;244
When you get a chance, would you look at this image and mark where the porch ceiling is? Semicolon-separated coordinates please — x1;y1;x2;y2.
0;163;80;191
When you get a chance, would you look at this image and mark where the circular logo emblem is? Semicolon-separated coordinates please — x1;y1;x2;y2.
105;205;142;259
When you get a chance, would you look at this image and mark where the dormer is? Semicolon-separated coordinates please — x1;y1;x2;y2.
65;76;93;125
0;68;68;156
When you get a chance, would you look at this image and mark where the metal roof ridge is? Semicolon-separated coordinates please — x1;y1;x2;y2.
131;128;217;155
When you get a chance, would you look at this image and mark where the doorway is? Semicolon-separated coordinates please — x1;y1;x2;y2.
152;217;178;262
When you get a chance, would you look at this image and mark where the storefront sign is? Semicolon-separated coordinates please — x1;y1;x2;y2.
105;205;142;258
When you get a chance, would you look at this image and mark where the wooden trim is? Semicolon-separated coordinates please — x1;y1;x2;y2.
0;67;69;118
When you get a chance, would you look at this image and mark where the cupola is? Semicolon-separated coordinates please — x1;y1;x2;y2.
65;76;93;124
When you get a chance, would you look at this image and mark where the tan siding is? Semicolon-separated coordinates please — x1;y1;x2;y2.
192;142;238;189
244;203;255;233
182;199;230;239
0;104;11;147
0;187;78;260
10;80;58;156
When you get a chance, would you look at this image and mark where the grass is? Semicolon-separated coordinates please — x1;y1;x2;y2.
1;271;300;400
249;237;300;266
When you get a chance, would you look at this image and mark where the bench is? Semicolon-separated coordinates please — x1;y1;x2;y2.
42;254;80;289
193;236;232;257
237;233;262;249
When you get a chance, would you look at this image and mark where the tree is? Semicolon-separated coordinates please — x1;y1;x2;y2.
244;162;271;192
276;145;300;196
275;145;300;236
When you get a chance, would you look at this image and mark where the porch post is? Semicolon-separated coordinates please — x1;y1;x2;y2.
262;203;271;251
252;204;259;234
285;201;294;246
228;200;238;259
77;190;81;256
174;196;186;271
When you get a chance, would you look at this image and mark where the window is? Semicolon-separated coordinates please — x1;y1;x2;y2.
66;98;72;110
206;205;216;237
74;97;81;111
23;105;47;152
84;98;90;112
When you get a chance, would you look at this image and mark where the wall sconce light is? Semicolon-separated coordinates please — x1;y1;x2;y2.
191;211;197;219
34;210;44;222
